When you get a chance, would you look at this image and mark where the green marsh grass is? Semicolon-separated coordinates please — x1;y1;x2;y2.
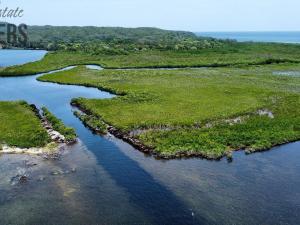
38;63;300;158
42;107;76;142
1;42;300;76
0;101;50;148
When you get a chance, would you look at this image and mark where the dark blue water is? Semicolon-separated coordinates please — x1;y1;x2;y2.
197;32;300;43
0;51;299;225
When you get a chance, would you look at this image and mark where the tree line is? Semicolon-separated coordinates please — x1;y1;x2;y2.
4;26;234;54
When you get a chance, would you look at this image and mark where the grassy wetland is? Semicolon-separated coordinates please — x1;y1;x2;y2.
0;101;50;148
0;101;76;150
1;42;300;76
38;62;300;159
1;26;300;159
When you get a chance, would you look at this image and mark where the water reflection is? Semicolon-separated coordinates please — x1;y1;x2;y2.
0;67;203;224
0;55;299;224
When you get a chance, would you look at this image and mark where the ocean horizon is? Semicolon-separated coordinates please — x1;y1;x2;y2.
196;31;300;43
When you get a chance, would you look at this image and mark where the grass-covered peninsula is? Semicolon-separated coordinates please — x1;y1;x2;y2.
0;101;76;152
0;101;50;148
38;63;300;159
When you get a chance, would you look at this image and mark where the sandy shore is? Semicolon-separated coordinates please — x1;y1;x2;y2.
0;142;63;155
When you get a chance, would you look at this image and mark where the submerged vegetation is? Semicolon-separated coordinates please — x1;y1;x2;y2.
0;101;50;148
38;63;300;158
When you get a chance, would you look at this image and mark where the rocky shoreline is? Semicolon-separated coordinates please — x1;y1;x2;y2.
0;105;76;157
90;121;299;161
71;102;229;160
71;102;300;161
0;143;65;158
107;125;227;160
31;104;77;144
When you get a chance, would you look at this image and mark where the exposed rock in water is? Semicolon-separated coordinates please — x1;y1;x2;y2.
51;170;64;176
38;176;46;181
225;152;233;163
10;168;29;185
25;160;38;168
42;119;67;143
41;151;61;160
49;131;66;143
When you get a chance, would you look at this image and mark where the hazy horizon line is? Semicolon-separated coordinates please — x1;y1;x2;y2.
1;21;300;33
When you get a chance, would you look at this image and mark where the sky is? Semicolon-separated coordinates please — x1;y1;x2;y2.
2;0;300;32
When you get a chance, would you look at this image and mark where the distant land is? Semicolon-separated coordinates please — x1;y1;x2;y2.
196;31;300;43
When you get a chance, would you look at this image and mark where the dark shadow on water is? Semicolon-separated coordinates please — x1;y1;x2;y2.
2;54;300;225
77;125;208;225
0;64;208;224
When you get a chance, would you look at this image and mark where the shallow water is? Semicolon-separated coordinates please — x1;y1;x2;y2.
0;50;47;67
0;51;299;225
86;65;103;70
273;71;300;77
